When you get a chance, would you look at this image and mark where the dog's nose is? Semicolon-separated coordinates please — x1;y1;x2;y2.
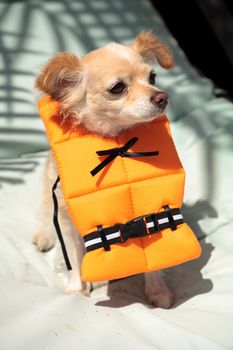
150;91;168;109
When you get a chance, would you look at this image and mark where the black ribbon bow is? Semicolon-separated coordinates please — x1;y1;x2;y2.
90;137;159;176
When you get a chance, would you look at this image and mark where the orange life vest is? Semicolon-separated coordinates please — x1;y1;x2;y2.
39;95;201;282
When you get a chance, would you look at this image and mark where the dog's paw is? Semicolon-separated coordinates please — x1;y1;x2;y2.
65;274;90;296
145;271;175;309
146;290;174;309
32;232;55;252
65;285;90;297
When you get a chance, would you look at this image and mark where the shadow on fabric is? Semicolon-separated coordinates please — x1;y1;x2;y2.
95;200;215;308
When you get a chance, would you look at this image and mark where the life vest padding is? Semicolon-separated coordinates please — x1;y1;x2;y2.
39;95;201;282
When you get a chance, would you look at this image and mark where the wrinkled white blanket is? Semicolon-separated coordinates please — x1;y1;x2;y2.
0;1;233;349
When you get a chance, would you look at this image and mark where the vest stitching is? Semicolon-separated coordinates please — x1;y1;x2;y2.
116;137;149;270
116;137;135;218
66;170;184;200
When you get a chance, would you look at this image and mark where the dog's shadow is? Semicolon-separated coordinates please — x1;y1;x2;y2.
94;200;215;308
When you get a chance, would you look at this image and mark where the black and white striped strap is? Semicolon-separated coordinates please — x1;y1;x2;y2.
84;207;184;252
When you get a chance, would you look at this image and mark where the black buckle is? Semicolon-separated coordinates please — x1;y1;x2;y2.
144;213;160;234
84;207;183;253
163;205;177;231
120;216;149;242
98;225;110;251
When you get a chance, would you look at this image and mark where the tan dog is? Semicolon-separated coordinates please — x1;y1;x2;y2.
34;32;175;308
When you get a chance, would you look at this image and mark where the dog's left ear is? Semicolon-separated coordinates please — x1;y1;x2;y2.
132;31;174;69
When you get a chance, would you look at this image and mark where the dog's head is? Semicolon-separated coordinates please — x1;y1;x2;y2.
36;32;173;136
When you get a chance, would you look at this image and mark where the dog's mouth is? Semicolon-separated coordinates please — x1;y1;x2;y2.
121;108;166;126
119;104;167;124
142;106;167;121
157;105;167;116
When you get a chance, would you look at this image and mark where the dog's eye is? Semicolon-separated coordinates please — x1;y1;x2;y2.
149;71;156;85
109;81;126;94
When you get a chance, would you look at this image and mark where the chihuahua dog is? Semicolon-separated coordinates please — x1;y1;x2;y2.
34;32;175;308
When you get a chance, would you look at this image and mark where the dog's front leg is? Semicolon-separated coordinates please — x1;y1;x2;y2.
49;179;88;296
60;209;89;296
33;153;88;295
33;153;57;252
144;270;174;308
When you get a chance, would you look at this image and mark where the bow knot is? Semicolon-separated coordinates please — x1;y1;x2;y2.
90;137;159;177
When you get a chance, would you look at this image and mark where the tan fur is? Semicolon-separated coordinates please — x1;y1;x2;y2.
35;52;82;101
34;32;174;307
132;31;174;68
35;32;173;136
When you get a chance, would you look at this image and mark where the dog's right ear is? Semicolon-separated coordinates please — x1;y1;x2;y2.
35;52;81;100
132;31;174;69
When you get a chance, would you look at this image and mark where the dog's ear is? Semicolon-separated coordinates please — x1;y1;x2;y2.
132;31;174;69
35;52;81;100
